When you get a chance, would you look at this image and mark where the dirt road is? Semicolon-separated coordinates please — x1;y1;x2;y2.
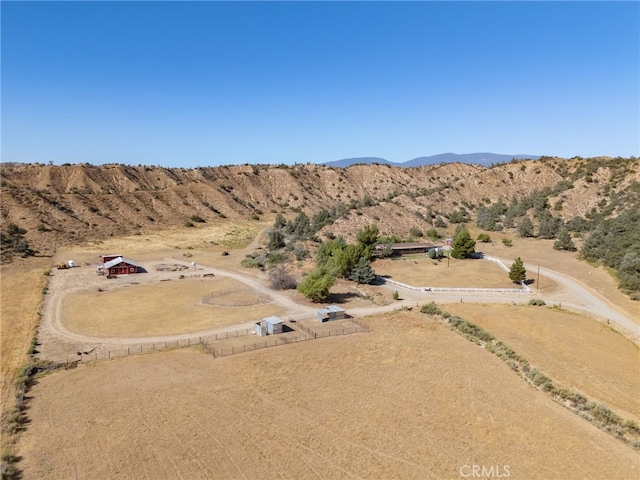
38;249;639;363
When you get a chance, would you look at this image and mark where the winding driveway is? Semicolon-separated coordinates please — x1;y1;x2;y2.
39;251;639;361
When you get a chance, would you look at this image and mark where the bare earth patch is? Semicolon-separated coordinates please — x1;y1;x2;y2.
63;277;282;337
16;313;639;480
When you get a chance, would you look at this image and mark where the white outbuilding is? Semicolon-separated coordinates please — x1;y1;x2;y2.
255;316;284;336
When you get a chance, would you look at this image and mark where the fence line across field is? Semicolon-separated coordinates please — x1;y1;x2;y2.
64;322;368;365
381;278;531;294
64;328;252;364
202;324;368;359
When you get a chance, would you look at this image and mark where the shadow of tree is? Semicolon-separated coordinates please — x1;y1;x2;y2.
326;291;360;304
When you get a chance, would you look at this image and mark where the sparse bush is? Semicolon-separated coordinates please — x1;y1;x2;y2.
455;320;495;342
420;301;442;315
268;265;297;290
393;290;399;301
425;228;442;240
409;227;423;238
502;238;513;247
476;233;491;243
591;403;622;426
241;253;266;269
528;298;546;306
292;246;308;261
190;214;205;223
267;251;286;264
184;220;194;228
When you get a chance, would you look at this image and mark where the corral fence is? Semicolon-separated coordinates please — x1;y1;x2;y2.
63;320;370;365
200;322;369;359
378;254;532;294
63;328;253;365
380;273;531;295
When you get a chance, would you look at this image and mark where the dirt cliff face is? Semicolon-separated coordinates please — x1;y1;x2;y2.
1;157;638;250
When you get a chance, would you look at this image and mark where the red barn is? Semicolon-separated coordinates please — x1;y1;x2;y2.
103;256;139;275
101;254;123;264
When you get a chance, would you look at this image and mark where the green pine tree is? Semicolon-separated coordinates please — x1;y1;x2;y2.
297;269;335;302
509;257;527;283
349;257;377;284
553;228;577;251
516;217;535;238
450;227;476;259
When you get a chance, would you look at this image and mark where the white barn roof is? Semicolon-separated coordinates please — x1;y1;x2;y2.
103;257;139;269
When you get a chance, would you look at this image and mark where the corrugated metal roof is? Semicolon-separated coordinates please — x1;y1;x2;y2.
392;242;437;249
103;257;139;269
263;316;283;325
375;242;442;251
318;305;346;314
326;305;345;312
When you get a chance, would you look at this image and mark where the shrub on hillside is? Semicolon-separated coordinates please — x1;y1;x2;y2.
420;301;442;315
476;233;491;243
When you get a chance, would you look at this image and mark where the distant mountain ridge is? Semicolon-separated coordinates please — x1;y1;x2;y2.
324;153;540;168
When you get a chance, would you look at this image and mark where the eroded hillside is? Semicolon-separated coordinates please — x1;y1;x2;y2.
1;157;638;253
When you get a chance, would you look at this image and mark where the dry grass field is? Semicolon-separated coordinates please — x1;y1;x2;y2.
475;231;639;324
63;277;283;337
4;216;639;479
444;303;640;422
373;254;557;291
17;312;639;480
0;258;49;445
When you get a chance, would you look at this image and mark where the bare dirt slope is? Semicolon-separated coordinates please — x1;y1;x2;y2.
3;158;638;250
17;313;639;480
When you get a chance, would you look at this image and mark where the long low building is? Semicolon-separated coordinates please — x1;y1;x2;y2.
375;242;441;256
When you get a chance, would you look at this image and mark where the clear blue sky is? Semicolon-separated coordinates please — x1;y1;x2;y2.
2;1;638;167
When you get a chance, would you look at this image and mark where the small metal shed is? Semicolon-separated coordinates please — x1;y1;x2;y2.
264;316;283;335
317;305;346;322
255;322;267;337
